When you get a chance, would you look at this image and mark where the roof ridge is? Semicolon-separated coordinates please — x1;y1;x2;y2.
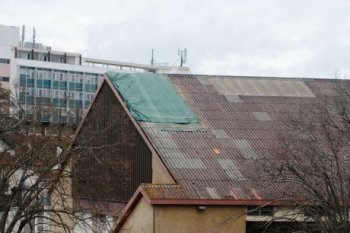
168;73;341;81
141;183;180;188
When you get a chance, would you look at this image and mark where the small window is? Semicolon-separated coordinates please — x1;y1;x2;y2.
247;206;274;216
0;77;9;82
0;58;10;64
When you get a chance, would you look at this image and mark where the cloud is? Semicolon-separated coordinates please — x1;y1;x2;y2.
1;0;350;77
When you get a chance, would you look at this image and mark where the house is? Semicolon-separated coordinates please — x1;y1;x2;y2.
71;72;344;233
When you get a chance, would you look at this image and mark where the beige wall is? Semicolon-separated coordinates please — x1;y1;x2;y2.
0;81;9;89
0;64;10;77
118;200;246;233
49;165;75;233
155;205;246;233
152;153;175;184
119;196;154;233
0;63;10;89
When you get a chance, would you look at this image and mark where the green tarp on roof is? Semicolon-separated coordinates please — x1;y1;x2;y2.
106;72;200;125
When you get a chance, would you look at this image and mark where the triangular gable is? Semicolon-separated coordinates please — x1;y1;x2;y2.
71;75;175;183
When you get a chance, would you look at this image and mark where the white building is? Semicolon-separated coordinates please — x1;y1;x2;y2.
0;24;190;123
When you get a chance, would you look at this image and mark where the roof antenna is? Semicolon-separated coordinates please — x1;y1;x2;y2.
21;25;25;46
32;27;36;49
151;49;154;66
178;48;187;67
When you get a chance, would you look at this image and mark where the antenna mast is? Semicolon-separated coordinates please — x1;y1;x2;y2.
32;27;36;48
151;49;154;66
21;25;25;46
178;48;187;67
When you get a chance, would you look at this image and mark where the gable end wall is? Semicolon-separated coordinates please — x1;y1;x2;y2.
72;81;152;202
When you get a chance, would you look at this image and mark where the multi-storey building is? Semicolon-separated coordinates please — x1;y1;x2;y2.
15;59;105;123
0;24;190;123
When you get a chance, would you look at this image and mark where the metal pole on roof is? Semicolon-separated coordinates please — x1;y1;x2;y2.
21;25;25;46
32;27;36;49
179;48;187;67
151;49;154;66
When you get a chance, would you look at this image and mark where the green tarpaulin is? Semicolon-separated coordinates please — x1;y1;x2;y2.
106;72;200;125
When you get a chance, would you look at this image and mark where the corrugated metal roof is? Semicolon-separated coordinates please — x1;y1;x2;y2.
167;158;207;169
211;129;230;139
253;112;272;121
130;74;344;201
224;95;243;103
206;187;220;199
208;78;315;97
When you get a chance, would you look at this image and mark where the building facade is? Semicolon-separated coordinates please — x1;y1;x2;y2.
0;24;190;123
16;61;103;123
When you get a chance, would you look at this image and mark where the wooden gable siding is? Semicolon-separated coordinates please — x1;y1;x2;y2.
72;81;152;202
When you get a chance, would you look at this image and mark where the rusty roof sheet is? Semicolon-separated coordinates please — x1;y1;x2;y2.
134;74;345;201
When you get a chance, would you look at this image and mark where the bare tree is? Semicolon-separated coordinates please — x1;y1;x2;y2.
263;80;350;233
0;85;105;233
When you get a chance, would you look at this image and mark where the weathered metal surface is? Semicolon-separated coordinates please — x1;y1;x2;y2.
208;78;315;97
133;74;343;201
72;82;152;203
253;112;272;121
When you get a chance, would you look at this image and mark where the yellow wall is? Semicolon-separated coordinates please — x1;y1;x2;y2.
0;64;10;77
119;196;154;233
152;153;175;184
118;200;246;233
0;64;10;89
155;205;246;233
49;164;75;233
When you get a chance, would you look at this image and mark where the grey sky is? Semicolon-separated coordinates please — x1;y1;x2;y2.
1;0;350;77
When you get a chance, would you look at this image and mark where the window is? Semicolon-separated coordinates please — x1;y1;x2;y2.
20;67;27;74
0;77;9;82
43;191;51;207
247;206;274;216
0;58;10;64
86;93;93;101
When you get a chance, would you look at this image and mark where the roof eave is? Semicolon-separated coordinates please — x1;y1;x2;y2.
149;198;292;206
111;186;149;233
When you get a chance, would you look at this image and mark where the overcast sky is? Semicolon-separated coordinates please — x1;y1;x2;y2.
1;0;350;77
